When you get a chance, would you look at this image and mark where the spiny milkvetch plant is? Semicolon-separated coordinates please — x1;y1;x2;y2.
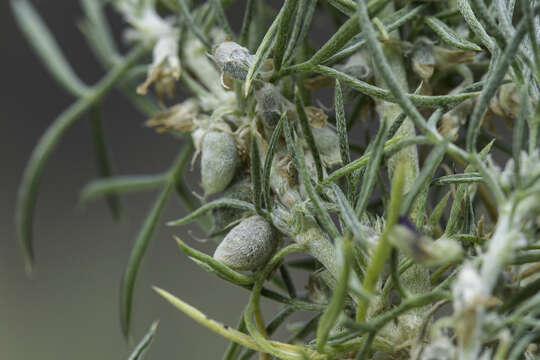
12;0;540;358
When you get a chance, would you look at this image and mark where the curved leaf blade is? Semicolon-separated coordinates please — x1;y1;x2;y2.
11;0;89;96
128;321;159;360
120;183;172;338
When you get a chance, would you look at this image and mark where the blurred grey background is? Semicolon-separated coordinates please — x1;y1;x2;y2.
0;1;259;359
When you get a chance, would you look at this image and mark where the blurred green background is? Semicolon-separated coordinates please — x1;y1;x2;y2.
0;1;254;358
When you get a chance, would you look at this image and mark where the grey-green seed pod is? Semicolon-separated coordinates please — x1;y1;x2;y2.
213;216;278;270
214;41;254;81
412;38;435;80
201;130;239;195
210;177;252;236
312;126;341;167
255;83;288;130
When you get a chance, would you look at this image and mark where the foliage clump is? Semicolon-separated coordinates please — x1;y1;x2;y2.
13;0;540;358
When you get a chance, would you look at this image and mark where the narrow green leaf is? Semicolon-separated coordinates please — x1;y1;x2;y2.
244;9;283;95
432;173;483;186
174;236;254;286
279;266;297;299
81;174;168;202
355;0;430;147
445;141;494;237
249;133;263;215
211;0;234;39
167;199;255;226
120;182;172;338
428;192;450;235
262;114;284;209
177;0;212;50
273;0;298;72
317;235;352;351
239;0;256;47
330;184;366;246
88;103;121;220
326;0;356;16
334;81;351;170
400;141;448;216
128;321;159;360
466;12;530;153
322;136;429;186
356;160;407;322
308;16;360;66
324;4;426;65
11;0;89;96
457;0;497;53
387;112;407;139
283;116;340;239
425;16;482;51
237;307;295;360
513;85;529;186
522;0;540;85
15;45;148;273
314;66;479;108
295;87;324;182
355;119;387;217
80;0;120;66
154;287;270;353
282;0;317;66
222;312;248;360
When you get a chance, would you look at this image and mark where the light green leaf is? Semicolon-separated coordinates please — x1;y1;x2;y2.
12;0;89;96
81;174;168;202
425;16;482;51
244;8;283;95
128;321;159;360
120;182;173;338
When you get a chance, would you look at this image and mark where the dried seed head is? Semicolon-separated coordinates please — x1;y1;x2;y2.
434;47;476;69
412;38;435;80
201;130;239;195
388;220;462;267
305;106;328;128
338;51;372;81
213;41;254;81
336;51;372;99
146;99;199;133
213;216;278;270
489;82;520;120
312;126;341;167
210;177;252;236
255;83;287;129
137;34;181;99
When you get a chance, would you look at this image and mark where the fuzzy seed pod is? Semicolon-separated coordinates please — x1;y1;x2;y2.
255;83;288;130
201;130;239;195
214;41;254;81
336;51;372;99
213;216;278;270
210;177;252;236
312;126;341;167
412;38;435;80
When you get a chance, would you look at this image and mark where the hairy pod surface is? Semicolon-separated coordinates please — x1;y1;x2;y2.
210;177;252;235
213;41;254;80
255;83;288;130
201;130;239;195
213;215;278;270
